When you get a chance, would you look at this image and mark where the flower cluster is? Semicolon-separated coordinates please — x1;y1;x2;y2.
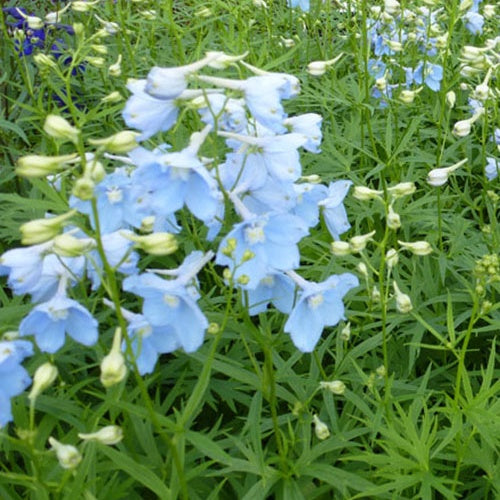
1;52;360;424
3;6;74;57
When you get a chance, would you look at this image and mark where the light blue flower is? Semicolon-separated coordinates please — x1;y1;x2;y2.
246;272;296;315
284;273;359;352
413;63;443;92
463;12;484;35
287;0;310;12
123;272;208;353
0;241;52;296
292;183;328;228
485;157;498;181
319;180;352;240
367;59;387;80
87;231;138;289
0;340;33;427
70;168;132;234
284;113;323;153
19;293;98;353
122;79;180;141
197;93;247;133
123;312;179;375
216;212;308;289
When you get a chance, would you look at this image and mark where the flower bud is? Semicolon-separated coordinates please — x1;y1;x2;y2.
349;230;376;253
340;322;351;341
330;241;351;256
86;56;106;68
91;44;108;55
386;248;399;269
387;181;416;198
43;115;80;144
353;186;383;201
45;4;71;24
357;262;369;278
483;5;495;18
459;0;473;11
375;76;387;91
140;10;157;20
427;158;467;186
20;210;76;245
48;437;82;469
100;328;127;388
399;89;417;104
28;362;58;400
101;91;123;103
205;51;248;69
397;240;433;255
88;131;139;154
16;153;78;178
253;0;268;6
72;0;99;12
387;205;401;230
393;281;412;313
445;91;456;109
371;287;381;303
53;233;95;257
108;55;122;77
384;0;400;15
319;380;346;395
307;54;343;76
312;415;330;440
72;176;95;200
124;232;178;256
33;53;57;69
78;425;123;445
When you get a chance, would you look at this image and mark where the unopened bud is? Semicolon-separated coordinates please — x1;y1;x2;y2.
353;186;383;201
386;248;399;269
384;0;400;15
330;241;351;256
319;380;346;395
53;233;95;257
72;176;95;200
393;281;413;313
108;55;122;77
357;262;369;278
387;205;401;230
312;414;330;440
205;51;248;69
48;437;82;469
307;54;343;76
20;210;76;245
124;232;178;256
16;153;77;178
89;131;139;153
28;363;58;400
78;425;123;445
91;44;108;55
33;54;57;69
483;5;495;18
86;56;106;68
349;230;376;253
340;322;351;341
100;328;127;388
427;158;467;186
101;91;123;103
387;182;416;198
43;115;80;144
397;240;433;255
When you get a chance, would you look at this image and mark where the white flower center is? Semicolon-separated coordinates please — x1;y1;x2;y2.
48;307;69;320
307;293;324;309
107;187;123;204
163;294;180;308
244;224;266;245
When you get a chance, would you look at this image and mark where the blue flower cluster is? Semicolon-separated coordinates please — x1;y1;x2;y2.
1;53;359;420
3;6;74;57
